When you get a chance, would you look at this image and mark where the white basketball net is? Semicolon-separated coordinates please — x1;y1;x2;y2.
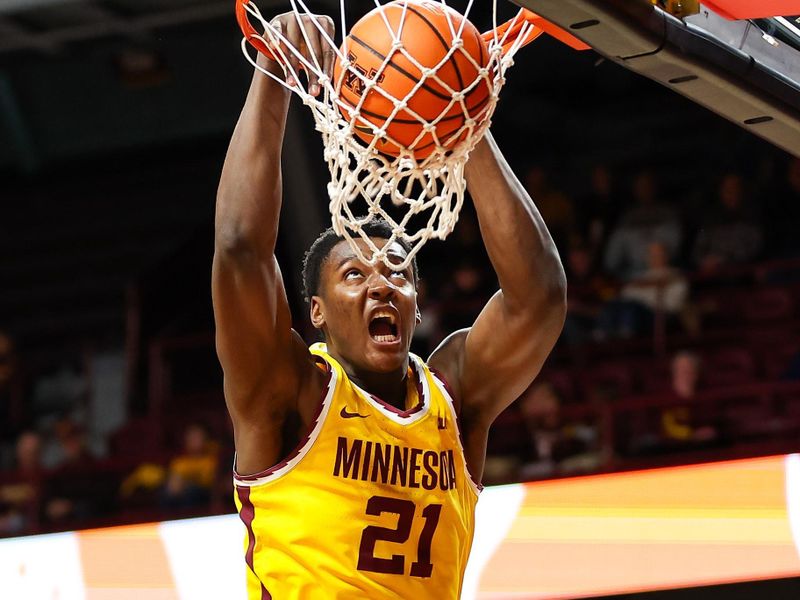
240;0;536;270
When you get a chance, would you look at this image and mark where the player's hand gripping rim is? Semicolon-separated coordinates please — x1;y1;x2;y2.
266;12;335;97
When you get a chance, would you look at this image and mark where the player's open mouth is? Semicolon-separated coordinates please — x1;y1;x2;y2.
368;310;399;344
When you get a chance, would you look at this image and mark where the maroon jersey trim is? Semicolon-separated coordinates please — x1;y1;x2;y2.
236;486;272;600
429;367;484;492
233;362;333;482
361;356;427;418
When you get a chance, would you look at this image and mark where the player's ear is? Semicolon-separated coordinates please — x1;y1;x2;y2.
310;297;326;329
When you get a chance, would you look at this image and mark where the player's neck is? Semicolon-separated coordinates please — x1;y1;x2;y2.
349;367;409;411
330;352;410;411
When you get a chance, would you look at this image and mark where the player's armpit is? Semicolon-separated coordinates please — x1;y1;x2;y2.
460;288;566;421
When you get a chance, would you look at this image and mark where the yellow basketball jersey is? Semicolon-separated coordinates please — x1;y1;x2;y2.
233;343;480;599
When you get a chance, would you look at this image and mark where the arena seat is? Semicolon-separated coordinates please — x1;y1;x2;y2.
703;347;757;387
742;287;795;322
760;339;800;380
579;362;635;401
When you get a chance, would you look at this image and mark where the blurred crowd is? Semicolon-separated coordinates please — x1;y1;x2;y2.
2;155;800;535
413;157;800;355
412;156;800;483
0;332;224;535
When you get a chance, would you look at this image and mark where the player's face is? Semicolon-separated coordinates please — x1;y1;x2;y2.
311;238;418;374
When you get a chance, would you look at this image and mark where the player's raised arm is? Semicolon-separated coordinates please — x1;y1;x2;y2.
430;132;567;425
213;13;333;475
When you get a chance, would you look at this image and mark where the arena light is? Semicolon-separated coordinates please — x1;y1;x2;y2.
1;454;799;598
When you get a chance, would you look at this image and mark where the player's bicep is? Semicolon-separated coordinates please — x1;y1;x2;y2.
212;250;309;416
461;291;564;420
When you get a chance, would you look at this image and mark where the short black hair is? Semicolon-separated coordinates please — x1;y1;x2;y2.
301;219;418;303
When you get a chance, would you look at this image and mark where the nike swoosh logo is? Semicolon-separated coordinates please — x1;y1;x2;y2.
340;406;369;419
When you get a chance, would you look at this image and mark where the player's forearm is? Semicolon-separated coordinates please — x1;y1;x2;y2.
216;56;291;257
465;133;567;314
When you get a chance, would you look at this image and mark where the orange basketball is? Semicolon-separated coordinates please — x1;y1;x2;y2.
333;0;491;159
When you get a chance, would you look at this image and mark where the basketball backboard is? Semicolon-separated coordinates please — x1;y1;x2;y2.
515;0;800;157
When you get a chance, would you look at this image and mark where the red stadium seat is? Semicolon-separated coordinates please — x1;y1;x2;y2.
579;362;635;401
702;347;757;387
637;359;673;394
742;288;795;323
760;340;800;380
109;418;164;460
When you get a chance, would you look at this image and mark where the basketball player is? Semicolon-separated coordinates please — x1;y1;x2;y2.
214;11;566;599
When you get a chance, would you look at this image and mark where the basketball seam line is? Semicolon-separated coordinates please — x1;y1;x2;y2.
404;4;466;90
348;33;453;102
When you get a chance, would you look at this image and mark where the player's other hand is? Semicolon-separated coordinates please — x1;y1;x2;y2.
268;12;335;96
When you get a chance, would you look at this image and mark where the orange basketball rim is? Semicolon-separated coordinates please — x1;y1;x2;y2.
235;0;590;64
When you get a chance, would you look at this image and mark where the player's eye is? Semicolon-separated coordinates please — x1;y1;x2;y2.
390;270;407;280
344;269;364;280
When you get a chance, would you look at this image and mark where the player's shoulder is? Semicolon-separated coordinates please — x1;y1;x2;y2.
426;328;470;412
291;332;330;419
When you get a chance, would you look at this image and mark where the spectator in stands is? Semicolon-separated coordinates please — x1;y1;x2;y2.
0;431;43;535
120;422;220;512
525;165;575;253
577;164;622;258
161;422;220;510
40;421;106;528
41;414;94;469
693;173;763;273
562;242;616;346
632;351;718;455
596;241;689;339
31;359;88;425
517;382;599;480
661;351;718;444
604;170;682;280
